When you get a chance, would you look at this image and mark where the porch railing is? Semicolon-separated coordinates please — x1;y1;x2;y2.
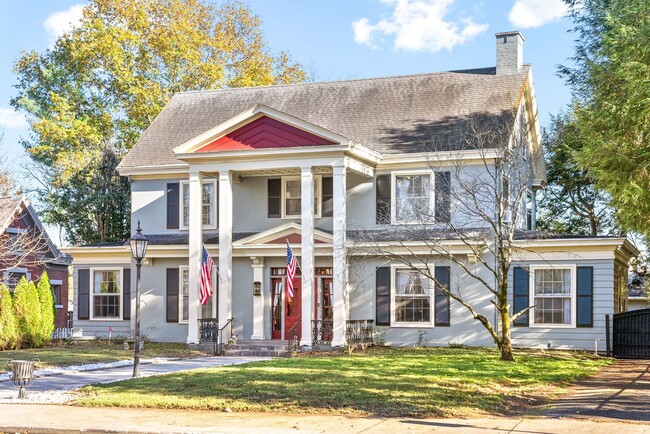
312;319;333;345
199;318;234;355
346;319;374;345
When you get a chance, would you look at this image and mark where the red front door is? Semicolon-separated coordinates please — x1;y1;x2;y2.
284;277;301;340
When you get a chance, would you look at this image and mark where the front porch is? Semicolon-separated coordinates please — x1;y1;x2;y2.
197;318;375;355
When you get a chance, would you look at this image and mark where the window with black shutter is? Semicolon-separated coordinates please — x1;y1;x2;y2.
268;179;281;218
434;266;450;326
167;183;180;229
376;267;391;326
513;266;530;326
576;267;593;327
166;268;179;323
376;175;391;224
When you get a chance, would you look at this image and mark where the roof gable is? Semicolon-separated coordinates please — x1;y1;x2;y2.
234;222;332;246
198;115;337;153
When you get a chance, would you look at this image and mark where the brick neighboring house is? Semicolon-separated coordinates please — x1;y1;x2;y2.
0;195;72;328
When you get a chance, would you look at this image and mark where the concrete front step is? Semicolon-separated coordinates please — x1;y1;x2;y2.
224;339;291;357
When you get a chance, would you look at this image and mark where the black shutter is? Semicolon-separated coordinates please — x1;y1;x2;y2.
268;179;281;218
435;266;450;326
78;269;90;320
435;171;451;223
513;266;529;326
166;268;179;323
376;267;391;326
322;176;333;217
376;175;391;224
576;267;593;327
167;183;180;229
123;268;131;320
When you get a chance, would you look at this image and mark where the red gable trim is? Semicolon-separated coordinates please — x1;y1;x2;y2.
266;233;326;245
198;116;337;153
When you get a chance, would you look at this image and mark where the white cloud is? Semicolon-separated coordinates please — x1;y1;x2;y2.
0;108;27;130
352;0;488;53
43;4;85;42
508;0;569;29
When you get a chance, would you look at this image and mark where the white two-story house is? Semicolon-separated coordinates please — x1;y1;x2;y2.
66;31;636;351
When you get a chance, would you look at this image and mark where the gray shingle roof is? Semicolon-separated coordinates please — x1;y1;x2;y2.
120;66;530;169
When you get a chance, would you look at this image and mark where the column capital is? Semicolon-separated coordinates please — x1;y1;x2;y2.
300;166;314;175
250;256;265;267
332;165;346;176
218;170;232;182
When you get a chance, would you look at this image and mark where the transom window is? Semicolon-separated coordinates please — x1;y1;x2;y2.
392;267;434;325
92;269;122;319
181;180;217;229
282;175;321;218
531;267;575;326
392;172;433;223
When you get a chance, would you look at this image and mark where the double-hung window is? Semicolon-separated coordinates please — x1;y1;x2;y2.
392;266;434;325
92;269;122;319
180;180;217;229
281;175;321;218
51;279;64;308
531;267;575;327
392;172;433;223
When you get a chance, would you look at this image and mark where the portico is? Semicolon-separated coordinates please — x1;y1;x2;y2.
173;105;379;347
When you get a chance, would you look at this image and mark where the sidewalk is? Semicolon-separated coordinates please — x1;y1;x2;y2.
0;356;271;402
0;405;648;433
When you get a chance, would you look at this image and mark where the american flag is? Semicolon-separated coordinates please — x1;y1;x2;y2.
286;241;297;299
200;244;214;305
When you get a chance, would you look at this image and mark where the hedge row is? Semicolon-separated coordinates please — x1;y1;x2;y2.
0;273;54;350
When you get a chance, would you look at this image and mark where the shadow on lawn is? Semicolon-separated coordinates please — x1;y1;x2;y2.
78;348;608;418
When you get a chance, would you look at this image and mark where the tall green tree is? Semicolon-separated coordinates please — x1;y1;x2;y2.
0;284;18;350
12;0;305;244
537;110;619;236
12;277;42;348
37;272;54;347
561;0;650;238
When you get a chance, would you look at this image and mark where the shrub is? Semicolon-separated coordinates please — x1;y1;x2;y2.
0;284;18;349
13;277;43;348
37;272;54;347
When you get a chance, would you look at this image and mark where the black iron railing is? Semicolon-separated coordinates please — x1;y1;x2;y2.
198;318;233;355
346;319;374;345
312;319;333;345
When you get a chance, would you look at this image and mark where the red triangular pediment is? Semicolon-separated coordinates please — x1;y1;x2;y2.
197;116;337;153
265;233;327;245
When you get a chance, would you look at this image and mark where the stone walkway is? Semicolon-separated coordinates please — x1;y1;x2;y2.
0;356;271;402
543;359;650;421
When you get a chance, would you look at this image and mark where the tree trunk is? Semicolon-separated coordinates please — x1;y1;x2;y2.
500;308;515;361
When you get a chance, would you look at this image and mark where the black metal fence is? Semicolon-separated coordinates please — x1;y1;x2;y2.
346;319;374;345
312;319;333;345
612;308;650;359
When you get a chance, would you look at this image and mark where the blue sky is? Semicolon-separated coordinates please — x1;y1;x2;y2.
0;0;575;178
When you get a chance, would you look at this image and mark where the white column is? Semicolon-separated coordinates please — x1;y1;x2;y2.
218;170;233;329
251;257;265;339
300;167;315;346
187;170;203;344
332;163;347;347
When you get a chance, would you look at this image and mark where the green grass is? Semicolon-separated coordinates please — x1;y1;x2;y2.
0;340;210;368
74;347;611;417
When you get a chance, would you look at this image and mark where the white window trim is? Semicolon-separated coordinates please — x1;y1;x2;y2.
390;264;435;327
3;267;30;287
179;266;189;324
180;179;218;230
89;267;124;321
390;170;435;225
529;264;577;328
50;279;64;309
281;175;322;219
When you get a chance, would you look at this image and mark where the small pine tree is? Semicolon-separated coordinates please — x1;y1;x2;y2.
26;280;43;347
37;272;54;347
0;284;19;349
12;278;29;348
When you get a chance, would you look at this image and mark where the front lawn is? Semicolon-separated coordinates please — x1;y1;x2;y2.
75;347;611;417
0;340;210;368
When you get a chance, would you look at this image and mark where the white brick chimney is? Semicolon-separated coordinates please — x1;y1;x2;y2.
496;31;524;75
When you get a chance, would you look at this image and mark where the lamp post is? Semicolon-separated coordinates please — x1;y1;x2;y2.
129;220;149;378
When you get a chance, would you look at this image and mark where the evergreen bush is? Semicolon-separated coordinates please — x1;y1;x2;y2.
37;272;54;346
12;278;30;348
26;280;43;347
0;284;18;349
